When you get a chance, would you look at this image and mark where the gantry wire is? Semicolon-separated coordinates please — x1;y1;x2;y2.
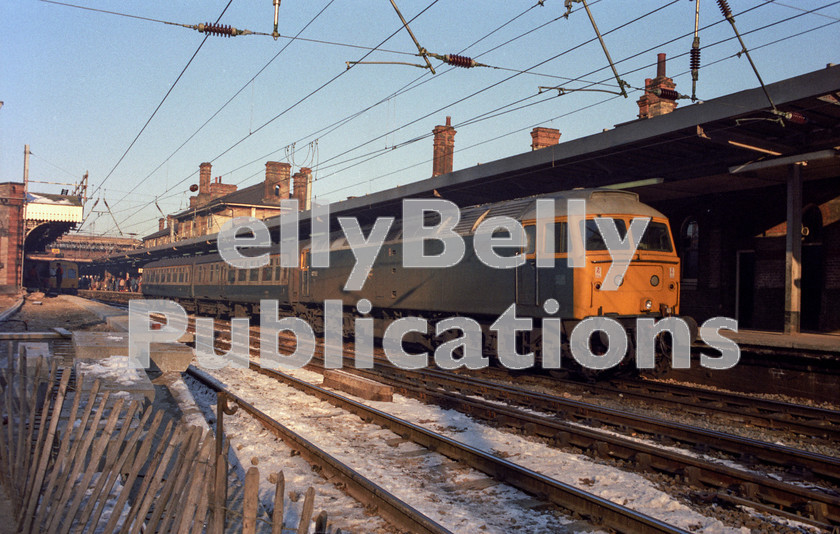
101;1;837;234
85;0;236;202
96;0;444;234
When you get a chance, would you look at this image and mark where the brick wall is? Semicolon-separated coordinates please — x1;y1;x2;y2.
0;183;25;293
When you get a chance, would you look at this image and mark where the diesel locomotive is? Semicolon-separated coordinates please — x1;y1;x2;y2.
142;189;687;373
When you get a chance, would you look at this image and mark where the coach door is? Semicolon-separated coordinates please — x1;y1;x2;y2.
301;249;311;298
516;224;538;306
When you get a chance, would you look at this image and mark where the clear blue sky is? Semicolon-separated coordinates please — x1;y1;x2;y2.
2;0;838;237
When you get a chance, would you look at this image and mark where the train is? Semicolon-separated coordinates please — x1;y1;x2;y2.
142;189;689;374
24;258;79;293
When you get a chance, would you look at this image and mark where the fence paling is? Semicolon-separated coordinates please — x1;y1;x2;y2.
44;389;113;534
20;366;70;534
125;420;181;534
0;360;334;534
75;402;148;532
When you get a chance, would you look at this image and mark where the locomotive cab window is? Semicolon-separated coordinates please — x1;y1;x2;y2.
585;219;626;251
637;221;674;252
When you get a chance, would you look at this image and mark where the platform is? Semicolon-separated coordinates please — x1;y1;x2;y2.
721;329;840;355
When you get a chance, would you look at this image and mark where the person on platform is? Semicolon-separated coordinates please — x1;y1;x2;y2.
55;264;63;294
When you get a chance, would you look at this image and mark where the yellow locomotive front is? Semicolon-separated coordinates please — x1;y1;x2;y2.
572;214;680;320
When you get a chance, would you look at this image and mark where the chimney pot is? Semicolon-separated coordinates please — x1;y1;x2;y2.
637;53;678;119
530;127;561;151
264;161;291;204
292;169;311;211
199;162;212;194
432;117;457;177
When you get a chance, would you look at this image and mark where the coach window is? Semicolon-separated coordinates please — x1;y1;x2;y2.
524;225;536;255
228;268;236;284
238;269;247;282
249;268;259;282
262;266;272;281
680;217;699;285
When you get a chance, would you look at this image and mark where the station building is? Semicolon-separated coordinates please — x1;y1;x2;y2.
142;161;311;247
0;184;84;293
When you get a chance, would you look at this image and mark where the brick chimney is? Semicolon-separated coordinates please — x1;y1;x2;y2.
293;167;311;211
199;162;212;194
637;53;678;119
530;127;561;150
432;116;456;177
263;161;291;204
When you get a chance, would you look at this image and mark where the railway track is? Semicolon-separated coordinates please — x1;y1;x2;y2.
197;317;840;530
187;363;692;534
185;366;455;534
83;296;840;529
544;374;840;441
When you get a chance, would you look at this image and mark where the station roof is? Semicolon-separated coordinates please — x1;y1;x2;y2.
273;63;839;227
93;65;840;271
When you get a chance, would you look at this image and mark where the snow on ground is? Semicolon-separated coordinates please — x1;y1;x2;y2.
188;367;590;534
192;362;752;534
187;374;398;534
76;355;144;386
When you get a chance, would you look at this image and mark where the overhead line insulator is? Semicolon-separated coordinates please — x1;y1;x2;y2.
690;47;701;72
427;52;490;69
443;54;476;68
196;22;253;37
716;0;733;20
651;88;689;101
786;111;808;125
771;110;808;125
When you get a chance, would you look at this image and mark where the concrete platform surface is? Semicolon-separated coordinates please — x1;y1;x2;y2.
75;355;156;405
720;329;840;354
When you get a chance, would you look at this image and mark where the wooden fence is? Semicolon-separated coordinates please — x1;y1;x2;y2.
0;349;332;533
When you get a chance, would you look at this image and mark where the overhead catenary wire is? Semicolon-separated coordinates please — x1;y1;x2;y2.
91;0;565;232
318;4;839;195
96;0;444;235
95;1;568;233
116;8;840;237
106;0;338;218
84;0;236;203
313;0;678;177
122;0;682;217
101;1;834;235
99;0;693;231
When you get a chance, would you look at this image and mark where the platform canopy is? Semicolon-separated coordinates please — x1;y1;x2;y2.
95;65;840;270
24;193;83;223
